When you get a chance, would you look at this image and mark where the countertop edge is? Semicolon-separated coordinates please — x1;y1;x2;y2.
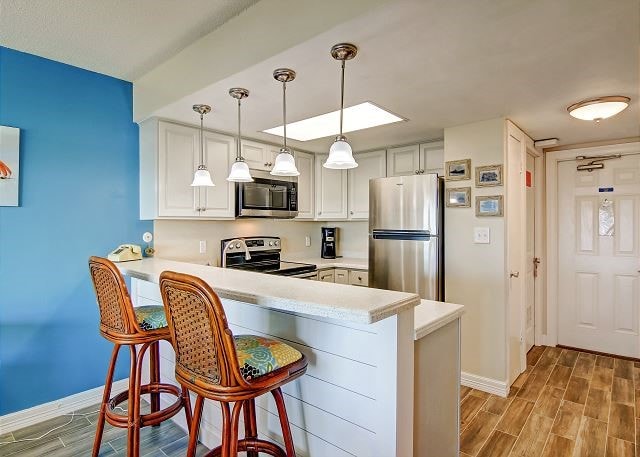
119;260;419;325
414;301;465;340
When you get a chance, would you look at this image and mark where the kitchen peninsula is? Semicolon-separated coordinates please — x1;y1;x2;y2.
119;258;463;457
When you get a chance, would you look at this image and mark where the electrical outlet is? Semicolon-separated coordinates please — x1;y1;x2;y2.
305;236;311;247
199;240;207;254
473;227;490;244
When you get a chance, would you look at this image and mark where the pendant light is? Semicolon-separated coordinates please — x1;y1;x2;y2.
324;43;358;169
227;88;253;182
190;104;215;187
270;68;300;176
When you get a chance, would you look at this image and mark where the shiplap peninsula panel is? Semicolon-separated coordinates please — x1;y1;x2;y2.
133;278;414;456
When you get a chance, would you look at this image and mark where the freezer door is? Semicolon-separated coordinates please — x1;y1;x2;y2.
369;174;440;235
368;235;441;301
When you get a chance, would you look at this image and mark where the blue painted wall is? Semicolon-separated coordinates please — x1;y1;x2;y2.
0;47;152;414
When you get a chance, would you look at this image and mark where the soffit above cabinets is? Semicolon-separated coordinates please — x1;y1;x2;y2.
148;0;638;153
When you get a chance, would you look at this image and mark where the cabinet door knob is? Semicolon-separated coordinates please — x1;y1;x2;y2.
510;271;520;278
350;211;354;215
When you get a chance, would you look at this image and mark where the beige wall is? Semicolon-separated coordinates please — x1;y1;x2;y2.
153;219;368;266
444;118;507;383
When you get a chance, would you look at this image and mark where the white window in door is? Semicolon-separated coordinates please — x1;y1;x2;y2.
557;153;640;357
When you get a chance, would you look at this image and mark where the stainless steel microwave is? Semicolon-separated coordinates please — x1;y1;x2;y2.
235;170;298;218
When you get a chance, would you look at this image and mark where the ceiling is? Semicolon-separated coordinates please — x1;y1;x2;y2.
2;0;638;151
153;0;640;152
0;0;258;80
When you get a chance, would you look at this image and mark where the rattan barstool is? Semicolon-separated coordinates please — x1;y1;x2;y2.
88;257;192;457
159;270;308;457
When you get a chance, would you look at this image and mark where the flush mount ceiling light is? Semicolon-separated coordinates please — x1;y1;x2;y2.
227;88;253;182
567;96;630;122
270;68;300;177
191;104;215;187
262;102;403;141
325;43;359;169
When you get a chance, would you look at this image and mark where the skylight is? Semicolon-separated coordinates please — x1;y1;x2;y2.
262;102;404;141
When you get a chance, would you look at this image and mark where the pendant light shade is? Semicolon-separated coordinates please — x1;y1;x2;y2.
191;165;215;187
270;68;299;177
325;135;357;169
271;147;300;176
325;43;358;170
191;104;215;187
227;160;253;182
227;88;254;182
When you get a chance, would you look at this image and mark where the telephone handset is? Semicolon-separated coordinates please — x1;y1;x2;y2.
107;244;143;262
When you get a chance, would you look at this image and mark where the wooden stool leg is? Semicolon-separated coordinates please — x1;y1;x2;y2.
187;395;204;457
149;341;161;414
182;387;193;433
126;344;139;457
92;344;120;457
228;401;243;457
243;399;259;457
272;388;296;457
220;402;232;457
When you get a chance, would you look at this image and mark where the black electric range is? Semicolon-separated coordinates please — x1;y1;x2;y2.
221;236;316;277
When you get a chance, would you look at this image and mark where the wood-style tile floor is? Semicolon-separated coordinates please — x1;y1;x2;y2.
0;401;209;457
460;346;639;457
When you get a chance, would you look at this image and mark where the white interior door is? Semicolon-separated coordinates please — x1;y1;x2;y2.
507;126;526;384
557;153;640;357
525;153;536;352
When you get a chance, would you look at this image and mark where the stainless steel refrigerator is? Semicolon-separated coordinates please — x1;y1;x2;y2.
368;174;444;300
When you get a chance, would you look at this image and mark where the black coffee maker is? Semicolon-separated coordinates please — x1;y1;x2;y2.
321;227;337;259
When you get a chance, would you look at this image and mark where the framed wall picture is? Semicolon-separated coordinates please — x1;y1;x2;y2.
445;159;471;181
0;126;20;207
476;195;503;217
475;164;503;187
445;187;471;207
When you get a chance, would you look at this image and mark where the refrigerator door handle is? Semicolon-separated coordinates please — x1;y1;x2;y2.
372;229;432;241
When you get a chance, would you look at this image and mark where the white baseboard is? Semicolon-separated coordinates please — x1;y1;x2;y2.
0;378;129;434
461;372;509;398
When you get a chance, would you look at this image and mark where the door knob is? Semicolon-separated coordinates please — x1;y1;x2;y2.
510;271;520;278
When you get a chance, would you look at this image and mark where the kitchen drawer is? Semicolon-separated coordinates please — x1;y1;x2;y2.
334;269;349;284
349;270;369;287
133;278;162;303
318;270;335;282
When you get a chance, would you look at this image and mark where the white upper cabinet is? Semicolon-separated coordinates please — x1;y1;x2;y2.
199;131;235;218
386;141;444;177
157;122;199;217
420;141;444;175
241;140;280;172
141;120;235;219
315;154;348;220
295;151;315;219
348;150;386;219
387;144;421;176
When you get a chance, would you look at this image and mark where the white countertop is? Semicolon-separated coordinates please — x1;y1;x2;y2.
414;299;465;340
284;256;368;270
118;258;419;324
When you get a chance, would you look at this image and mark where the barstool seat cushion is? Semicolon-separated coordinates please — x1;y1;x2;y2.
134;305;168;331
234;335;302;380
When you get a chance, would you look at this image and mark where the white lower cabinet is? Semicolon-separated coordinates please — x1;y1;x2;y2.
141;119;236;219
318;269;335;282
315;268;368;286
334;268;349;284
315;154;348;220
348;150;386;219
295;151;315;219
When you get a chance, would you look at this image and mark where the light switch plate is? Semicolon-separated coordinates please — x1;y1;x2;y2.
199;240;207;254
474;227;490;244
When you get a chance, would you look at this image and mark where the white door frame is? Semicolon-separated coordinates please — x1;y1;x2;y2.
505;120;544;383
544;141;640;347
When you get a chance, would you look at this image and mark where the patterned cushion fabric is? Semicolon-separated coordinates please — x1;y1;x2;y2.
134;305;167;331
234;335;302;380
